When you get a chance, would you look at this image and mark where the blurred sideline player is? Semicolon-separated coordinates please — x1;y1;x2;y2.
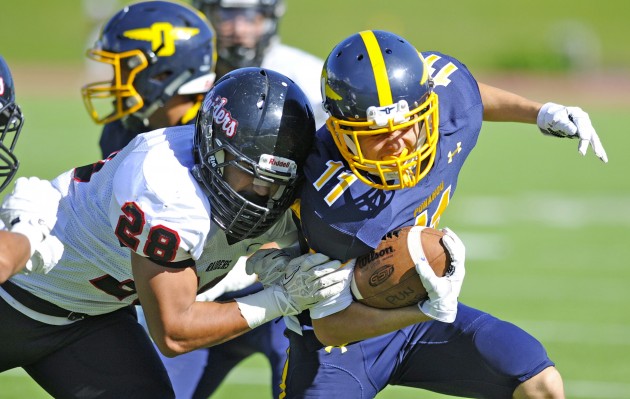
82;0;216;158
248;30;607;398
194;0;327;128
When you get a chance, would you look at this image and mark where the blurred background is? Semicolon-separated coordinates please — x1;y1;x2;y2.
1;1;629;398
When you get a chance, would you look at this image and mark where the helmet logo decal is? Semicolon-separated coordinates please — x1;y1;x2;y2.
321;71;341;101
210;95;238;137
123;23;200;57
0;78;4;96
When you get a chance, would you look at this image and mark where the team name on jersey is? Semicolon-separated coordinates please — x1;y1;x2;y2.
204;259;231;272
414;181;444;218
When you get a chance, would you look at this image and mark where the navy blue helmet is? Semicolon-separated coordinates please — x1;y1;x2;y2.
321;30;439;190
82;1;216;129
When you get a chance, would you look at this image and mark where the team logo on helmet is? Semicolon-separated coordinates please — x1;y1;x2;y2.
123;23;200;57
209;95;238;137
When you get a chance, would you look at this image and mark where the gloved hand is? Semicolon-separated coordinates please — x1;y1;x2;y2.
0;177;62;256
280;252;350;311
416;227;465;323
245;245;302;287
236;252;350;329
537;102;608;163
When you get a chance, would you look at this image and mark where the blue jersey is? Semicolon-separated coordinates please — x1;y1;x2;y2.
300;52;483;262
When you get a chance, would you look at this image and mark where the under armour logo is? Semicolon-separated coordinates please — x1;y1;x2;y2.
123;22;200;57
448;142;462;164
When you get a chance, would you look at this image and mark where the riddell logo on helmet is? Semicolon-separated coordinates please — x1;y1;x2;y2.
260;154;296;174
210;96;238;137
0;78;4;95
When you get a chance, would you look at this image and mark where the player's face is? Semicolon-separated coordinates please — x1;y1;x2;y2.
222;155;281;206
356;120;424;162
216;8;266;49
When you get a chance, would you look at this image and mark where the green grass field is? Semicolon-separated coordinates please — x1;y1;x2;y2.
1;0;629;398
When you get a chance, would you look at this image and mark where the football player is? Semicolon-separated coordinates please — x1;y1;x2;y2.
0;56;23;193
82;0;217;158
193;0;327;128
0;67;349;398
248;30;607;398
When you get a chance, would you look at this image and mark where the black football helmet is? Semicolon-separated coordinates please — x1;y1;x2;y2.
322;30;439;190
0;56;23;192
193;67;315;242
81;0;216;129
192;0;285;73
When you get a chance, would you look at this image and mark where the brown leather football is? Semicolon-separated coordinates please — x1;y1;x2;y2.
350;226;451;309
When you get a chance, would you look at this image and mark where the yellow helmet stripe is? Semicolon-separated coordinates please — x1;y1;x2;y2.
359;31;393;106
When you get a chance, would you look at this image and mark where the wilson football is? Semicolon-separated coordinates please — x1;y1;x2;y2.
350;226;451;309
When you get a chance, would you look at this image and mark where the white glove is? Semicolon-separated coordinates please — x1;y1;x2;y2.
537;102;608;163
0;177;62;256
235;252;349;329
281;253;350;311
416;227;465;323
24;234;65;275
245;246;302;287
196;256;258;301
309;258;355;320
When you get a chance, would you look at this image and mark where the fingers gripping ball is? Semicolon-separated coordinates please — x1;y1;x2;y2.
350;226;451;309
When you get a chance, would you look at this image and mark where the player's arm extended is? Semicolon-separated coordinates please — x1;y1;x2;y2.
477;82;607;161
312;302;431;346
131;251;253;357
477;82;541;123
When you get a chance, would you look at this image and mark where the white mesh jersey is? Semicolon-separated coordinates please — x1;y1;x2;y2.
261;42;327;128
10;125;298;315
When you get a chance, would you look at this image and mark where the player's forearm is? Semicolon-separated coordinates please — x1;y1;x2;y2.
478;82;542;123
0;231;31;283
155;300;252;357
312;302;430;346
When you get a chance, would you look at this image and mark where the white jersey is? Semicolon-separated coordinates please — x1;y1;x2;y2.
9;125;298;316
261;42;327;129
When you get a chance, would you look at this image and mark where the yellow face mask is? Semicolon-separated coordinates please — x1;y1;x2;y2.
81;49;149;125
327;92;439;191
